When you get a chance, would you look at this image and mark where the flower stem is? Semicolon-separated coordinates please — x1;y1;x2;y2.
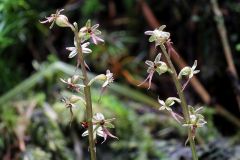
160;44;198;160
73;28;96;160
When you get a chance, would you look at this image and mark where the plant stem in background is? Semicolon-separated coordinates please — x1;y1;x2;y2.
160;44;198;160
211;0;240;111
73;29;96;160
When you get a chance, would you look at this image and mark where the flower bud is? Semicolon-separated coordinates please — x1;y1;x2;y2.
156;62;168;75
178;67;191;79
69;95;82;104
88;74;107;86
55;15;70;27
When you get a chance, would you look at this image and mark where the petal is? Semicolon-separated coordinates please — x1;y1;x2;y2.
144;31;154;35
91;36;97;44
82;130;89;137
192;60;198;70
96;127;104;137
154;53;162;63
80;26;87;32
170;112;181;124
193;70;200;74
94;29;101;35
145;60;154;67
159;106;166;110
149;36;155;42
195;107;204;113
168;97;181;103
81;42;90;48
102;81;108;88
166;107;172;112
68;50;77;58
148;71;154;89
66;47;75;51
91;24;99;30
159;25;166;31
94;35;104;42
60;78;67;83
94;113;105;121
158;98;165;106
82;48;92;54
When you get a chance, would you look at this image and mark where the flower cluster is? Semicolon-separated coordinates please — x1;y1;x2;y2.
41;9;117;146
141;25;206;147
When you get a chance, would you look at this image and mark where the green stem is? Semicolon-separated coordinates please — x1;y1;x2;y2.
73;27;96;160
160;44;198;160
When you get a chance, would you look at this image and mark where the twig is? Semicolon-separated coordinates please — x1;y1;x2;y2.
210;0;240;111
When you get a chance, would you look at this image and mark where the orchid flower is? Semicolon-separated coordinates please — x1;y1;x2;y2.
145;25;170;46
138;53;170;89
178;60;200;90
61;95;86;124
82;113;118;143
158;97;183;123
79;20;104;44
60;75;84;92
158;97;181;111
66;41;92;58
40;9;71;29
183;106;207;144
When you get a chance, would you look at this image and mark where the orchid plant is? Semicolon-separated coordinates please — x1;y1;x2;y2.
139;25;207;160
40;9;117;160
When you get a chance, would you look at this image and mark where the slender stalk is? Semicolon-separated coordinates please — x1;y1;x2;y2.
73;27;96;160
210;0;240;111
160;44;198;160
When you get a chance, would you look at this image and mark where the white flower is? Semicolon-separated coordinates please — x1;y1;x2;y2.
93;113;105;121
60;75;84;92
66;41;92;58
82;125;105;139
182;106;207;128
145;25;170;46
158;97;181;111
88;70;114;88
82;113;118;143
40;9;71;29
102;70;114;88
79;20;104;44
178;60;200;79
138;53;170;89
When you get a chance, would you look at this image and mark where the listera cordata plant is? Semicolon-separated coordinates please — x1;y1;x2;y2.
139;25;206;160
40;9;118;160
